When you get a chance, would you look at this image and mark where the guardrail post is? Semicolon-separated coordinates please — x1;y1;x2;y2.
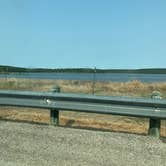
50;86;60;126
148;91;162;138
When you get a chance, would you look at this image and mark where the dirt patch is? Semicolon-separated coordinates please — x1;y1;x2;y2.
0;107;166;137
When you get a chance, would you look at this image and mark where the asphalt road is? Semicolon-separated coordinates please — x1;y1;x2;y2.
0;121;166;166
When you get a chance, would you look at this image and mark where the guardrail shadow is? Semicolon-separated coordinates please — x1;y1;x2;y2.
1;116;165;143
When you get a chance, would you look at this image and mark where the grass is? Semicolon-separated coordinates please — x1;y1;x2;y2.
0;78;166;137
0;78;166;97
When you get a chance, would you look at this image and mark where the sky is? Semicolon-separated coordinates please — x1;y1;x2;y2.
0;0;166;69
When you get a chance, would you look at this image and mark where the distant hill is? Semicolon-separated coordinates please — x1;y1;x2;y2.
0;65;166;74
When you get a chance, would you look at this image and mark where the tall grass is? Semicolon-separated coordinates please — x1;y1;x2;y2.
0;78;166;98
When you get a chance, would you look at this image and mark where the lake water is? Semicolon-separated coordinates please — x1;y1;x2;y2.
0;72;166;82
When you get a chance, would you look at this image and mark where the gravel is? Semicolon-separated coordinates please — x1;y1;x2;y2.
0;121;166;166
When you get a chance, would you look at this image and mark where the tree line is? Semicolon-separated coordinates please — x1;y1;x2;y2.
0;65;166;74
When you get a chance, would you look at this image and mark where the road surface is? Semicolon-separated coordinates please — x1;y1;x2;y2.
0;121;165;166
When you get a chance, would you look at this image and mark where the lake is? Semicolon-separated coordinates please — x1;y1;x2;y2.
0;72;166;82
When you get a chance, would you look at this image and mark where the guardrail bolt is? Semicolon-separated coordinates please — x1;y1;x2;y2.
148;91;162;138
50;85;60;126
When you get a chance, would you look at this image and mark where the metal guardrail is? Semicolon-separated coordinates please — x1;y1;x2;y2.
0;88;166;138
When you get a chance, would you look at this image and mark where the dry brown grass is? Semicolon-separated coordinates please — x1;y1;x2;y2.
0;78;166;98
0;107;165;137
0;78;166;137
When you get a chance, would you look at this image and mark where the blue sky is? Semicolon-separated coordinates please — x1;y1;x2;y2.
0;0;166;69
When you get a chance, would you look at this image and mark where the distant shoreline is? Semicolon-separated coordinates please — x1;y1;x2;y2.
1;65;166;74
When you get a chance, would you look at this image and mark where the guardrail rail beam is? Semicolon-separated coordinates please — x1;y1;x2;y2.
0;89;166;138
